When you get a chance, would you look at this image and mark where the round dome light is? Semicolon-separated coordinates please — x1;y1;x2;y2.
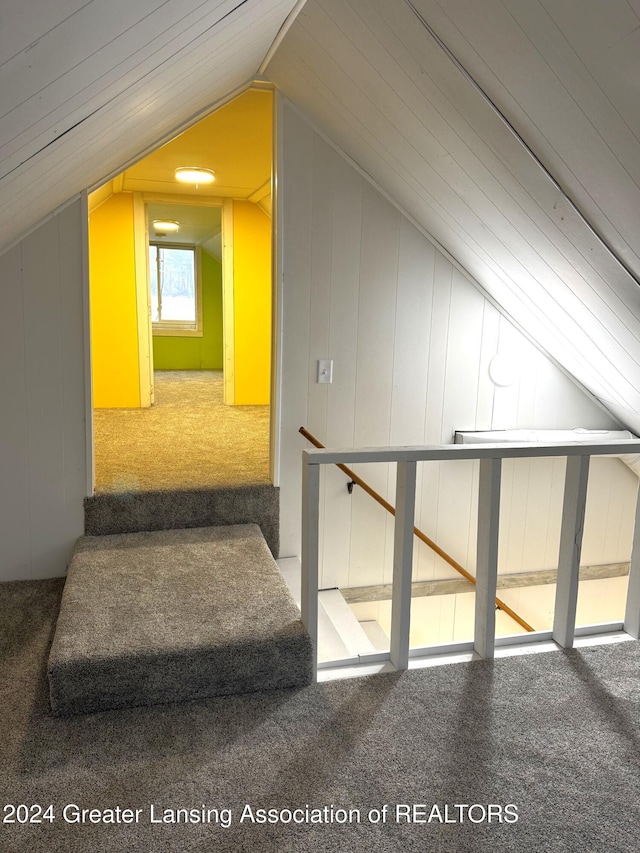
174;167;215;186
152;219;180;232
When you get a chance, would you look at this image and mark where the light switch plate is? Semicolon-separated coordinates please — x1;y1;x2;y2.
317;359;333;384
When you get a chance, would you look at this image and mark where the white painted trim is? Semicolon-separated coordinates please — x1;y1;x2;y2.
87;183;114;214
302;439;640;677
305;439;640;465
248;179;272;204
152;327;204;337
270;89;285;486
141;193;225;207
149;242;204;337
222;198;235;405
80;190;94;498
196;245;204;339
301;458;320;678
258;0;310;76
133;193;152;407
319;631;633;679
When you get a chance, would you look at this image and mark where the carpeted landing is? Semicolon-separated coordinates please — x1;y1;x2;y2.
47;525;313;716
3;579;640;852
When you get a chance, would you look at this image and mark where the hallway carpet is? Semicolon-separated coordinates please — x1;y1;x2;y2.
3;578;640;852
93;371;270;492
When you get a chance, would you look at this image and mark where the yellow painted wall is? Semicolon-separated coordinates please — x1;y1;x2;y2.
232;201;272;405
89;193;141;407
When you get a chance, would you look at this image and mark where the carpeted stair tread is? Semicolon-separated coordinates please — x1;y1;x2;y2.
47;524;312;716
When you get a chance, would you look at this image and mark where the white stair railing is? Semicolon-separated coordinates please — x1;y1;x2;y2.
301;440;640;678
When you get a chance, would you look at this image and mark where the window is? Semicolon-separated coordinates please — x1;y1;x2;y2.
149;244;203;336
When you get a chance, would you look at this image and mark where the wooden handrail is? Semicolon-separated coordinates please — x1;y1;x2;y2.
299;426;535;633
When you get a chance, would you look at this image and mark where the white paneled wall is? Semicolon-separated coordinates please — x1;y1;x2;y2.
0;198;87;582
279;101;637;589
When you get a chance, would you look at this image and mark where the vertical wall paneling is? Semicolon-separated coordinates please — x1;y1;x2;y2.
278;102;637;595
0;198;87;581
307;136;334;435
391;220;435;585
279;104;314;555
58;200;89;560
421;253;452;582
22;216;68;577
543;458;568;571
440;270;486;572
520;458;552;574
307;135;335;576
325;155;363;449
582;458;636;568
349;184;400;588
390;220;434;445
321;151;363;588
414;250;448;581
0;245;31;580
475;301;500;428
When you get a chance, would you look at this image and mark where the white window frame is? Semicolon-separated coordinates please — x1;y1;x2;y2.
150;243;203;338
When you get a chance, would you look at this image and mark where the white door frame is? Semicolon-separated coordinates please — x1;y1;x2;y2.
269;89;285;487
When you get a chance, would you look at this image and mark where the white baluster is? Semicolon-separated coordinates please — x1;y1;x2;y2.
553;454;590;648
475;457;502;659
390;460;417;670
624;478;640;638
301;454;320;679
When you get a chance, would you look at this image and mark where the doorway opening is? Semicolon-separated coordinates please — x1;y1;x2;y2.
87;87;274;493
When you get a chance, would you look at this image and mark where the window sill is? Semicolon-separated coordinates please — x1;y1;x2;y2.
152;327;204;338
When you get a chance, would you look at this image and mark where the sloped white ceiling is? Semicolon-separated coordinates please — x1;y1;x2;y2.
0;0;298;252
266;0;640;433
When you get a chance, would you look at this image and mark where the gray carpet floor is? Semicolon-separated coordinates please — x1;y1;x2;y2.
2;578;640;852
93;371;270;492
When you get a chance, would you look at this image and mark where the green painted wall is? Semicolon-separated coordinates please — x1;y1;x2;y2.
153;250;223;369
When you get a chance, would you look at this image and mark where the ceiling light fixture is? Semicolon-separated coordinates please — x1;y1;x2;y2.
174;167;215;188
153;219;180;232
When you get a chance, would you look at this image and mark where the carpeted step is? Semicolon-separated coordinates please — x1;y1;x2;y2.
84;483;279;556
47;524;312;716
